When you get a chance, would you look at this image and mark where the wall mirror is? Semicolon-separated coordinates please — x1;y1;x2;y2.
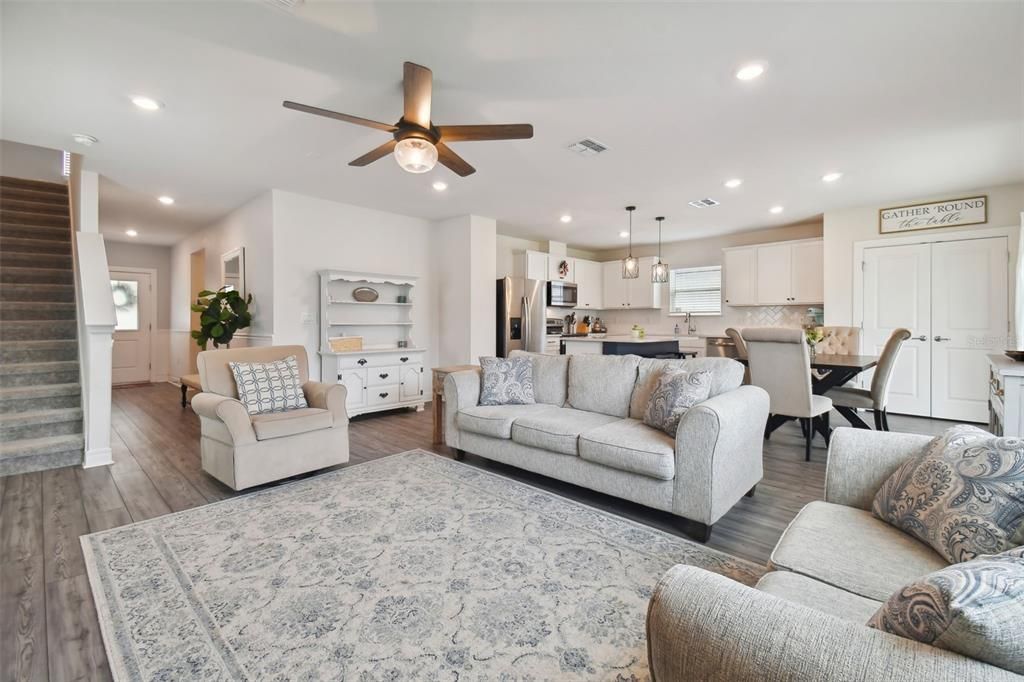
221;247;245;295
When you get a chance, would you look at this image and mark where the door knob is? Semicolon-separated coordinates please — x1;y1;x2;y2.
934;336;951;342
912;335;927;341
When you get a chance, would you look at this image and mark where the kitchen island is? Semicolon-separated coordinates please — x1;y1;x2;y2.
562;335;696;358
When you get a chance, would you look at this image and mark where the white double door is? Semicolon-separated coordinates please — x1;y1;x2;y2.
862;236;1008;422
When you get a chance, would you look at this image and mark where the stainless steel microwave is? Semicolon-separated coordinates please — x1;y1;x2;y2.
547;281;578;308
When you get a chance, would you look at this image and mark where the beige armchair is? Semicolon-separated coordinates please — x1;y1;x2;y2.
191;345;349;490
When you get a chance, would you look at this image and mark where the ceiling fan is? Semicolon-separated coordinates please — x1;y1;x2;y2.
283;62;533;177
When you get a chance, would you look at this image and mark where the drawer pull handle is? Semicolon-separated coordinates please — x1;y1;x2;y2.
357;358;367;366
379;392;389;399
400;356;409;362
379;373;389;379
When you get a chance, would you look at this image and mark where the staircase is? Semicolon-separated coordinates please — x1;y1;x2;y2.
0;176;84;475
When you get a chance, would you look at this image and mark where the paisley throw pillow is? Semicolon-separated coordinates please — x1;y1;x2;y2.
871;425;1024;564
867;546;1024;674
643;369;712;436
478;356;535;406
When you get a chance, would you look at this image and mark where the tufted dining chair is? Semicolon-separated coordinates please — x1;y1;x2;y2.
814;326;861;355
745;327;832;462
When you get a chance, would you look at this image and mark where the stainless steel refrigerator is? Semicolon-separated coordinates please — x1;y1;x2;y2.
496;276;546;356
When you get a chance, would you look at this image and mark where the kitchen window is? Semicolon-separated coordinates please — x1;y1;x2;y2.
669;266;722;315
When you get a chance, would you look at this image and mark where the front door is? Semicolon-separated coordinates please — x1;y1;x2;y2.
930;237;1008;422
110;269;153;384
862;243;931;417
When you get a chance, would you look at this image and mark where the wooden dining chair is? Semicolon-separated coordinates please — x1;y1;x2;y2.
724;327;751;384
745;327;833;461
827;328;911;431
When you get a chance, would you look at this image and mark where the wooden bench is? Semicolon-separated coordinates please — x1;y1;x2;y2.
180;374;201;408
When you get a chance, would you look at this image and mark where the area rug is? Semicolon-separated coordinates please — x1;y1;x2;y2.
83;450;763;680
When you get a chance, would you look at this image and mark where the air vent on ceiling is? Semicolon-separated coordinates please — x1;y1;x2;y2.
688;198;721;209
567;138;609;156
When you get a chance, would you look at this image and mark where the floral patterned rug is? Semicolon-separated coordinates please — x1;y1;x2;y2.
83;450;763;680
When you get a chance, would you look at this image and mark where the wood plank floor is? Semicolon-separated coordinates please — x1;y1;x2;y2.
0;382;956;682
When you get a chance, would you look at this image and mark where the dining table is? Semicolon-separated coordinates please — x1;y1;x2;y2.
741;353;880;440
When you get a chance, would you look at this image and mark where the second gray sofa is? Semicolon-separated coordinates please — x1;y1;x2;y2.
444;351;769;540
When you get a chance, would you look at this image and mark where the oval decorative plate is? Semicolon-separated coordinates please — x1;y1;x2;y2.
352;287;379;302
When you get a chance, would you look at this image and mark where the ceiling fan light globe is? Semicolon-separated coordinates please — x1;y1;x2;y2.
394;138;438;174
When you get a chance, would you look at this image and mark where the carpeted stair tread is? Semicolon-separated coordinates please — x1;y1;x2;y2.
1;360;79;373
0;406;81;425
0;186;69;205
0;235;73;254
0;176;67;193
0;361;80;388
0;382;82;412
1;198;68;215
0;300;77;320
1;251;72;268
0;407;83;440
0;339;79;363
0;223;71;241
0;282;76;302
0;210;70;227
0;266;74;285
0;319;78;341
0;433;84;454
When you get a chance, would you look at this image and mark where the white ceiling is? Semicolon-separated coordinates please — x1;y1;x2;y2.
2;1;1021;248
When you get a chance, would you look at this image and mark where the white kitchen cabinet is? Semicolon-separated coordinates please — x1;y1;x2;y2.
722;247;757;306
722;239;823;306
524;251;548;281
756;243;793;305
600;258;661;309
574;259;604;310
548;255;575;282
790;240;824;304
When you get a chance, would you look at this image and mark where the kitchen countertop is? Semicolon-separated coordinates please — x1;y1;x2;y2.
562;335;683;344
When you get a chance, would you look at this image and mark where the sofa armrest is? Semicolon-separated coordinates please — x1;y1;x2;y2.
647;565;1015;682
443;369;481;449
303;381;349;426
673;385;769;525
191;393;257;446
825;427;932;510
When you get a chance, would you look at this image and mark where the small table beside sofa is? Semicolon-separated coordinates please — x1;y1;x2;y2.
444;351;769;541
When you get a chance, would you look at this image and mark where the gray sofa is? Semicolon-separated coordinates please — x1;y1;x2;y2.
444;351;769;540
647;427;1020;681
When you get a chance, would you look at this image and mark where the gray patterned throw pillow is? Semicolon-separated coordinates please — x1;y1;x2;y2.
478;356;535;406
871;425;1024;564
643;369;712;436
867;546;1024;674
228;355;308;415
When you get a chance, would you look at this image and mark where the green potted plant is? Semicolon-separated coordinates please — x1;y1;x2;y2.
191;287;253;349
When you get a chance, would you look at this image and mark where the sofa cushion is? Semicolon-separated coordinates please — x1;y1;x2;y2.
872;425;1024;564
509;350;568;406
629;357;744;419
579;419;675;480
568;354;640;418
770;500;948;601
868;546;1024;675
756;571;881;624
229;355;308;415
456;403;557;439
510;407;620;455
250;407;332;440
478;356;536;405
643;369;713;435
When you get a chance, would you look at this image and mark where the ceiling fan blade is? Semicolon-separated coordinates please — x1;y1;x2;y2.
282;101;397;132
402;62;432;129
436;142;475;177
437;124;534;142
348;139;398;167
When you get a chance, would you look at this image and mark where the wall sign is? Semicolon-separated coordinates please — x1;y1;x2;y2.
879;195;987;234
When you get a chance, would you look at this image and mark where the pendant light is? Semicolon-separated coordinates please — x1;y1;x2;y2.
652;216;669;283
621;205;639;279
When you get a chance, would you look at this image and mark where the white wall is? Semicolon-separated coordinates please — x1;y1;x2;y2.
0;139;64;182
590;221;824;336
168;192;274;379
823;182;1024;326
435;215;497;365
271;190;438;381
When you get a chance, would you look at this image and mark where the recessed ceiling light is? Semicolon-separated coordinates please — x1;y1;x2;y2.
822;171;843;183
72;133;98;146
157;195;174;205
432;180;448;192
735;63;765;81
125;229;138;237
560;214;572;224
131;96;163;111
619;231;629;238
769;205;784;214
724;178;743;189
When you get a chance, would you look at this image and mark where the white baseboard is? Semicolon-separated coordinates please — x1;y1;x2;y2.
83;446;114;468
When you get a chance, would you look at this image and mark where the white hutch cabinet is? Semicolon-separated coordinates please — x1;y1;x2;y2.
319;270;426;416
